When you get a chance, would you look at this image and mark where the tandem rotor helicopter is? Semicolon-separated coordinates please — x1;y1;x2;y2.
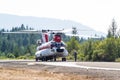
35;29;68;61
2;28;100;62
2;29;71;61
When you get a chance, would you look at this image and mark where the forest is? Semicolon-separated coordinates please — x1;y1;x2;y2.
0;19;120;62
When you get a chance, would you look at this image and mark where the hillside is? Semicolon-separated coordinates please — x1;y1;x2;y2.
0;13;106;37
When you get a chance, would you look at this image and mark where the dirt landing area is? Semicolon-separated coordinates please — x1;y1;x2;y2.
0;67;102;80
0;61;120;80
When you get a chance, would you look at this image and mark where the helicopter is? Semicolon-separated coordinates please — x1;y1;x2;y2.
35;30;68;61
2;27;101;61
2;29;69;61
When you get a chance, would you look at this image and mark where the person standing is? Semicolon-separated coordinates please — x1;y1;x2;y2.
73;50;77;62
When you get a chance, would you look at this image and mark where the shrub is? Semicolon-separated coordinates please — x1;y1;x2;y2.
7;53;15;58
115;58;120;62
17;56;27;59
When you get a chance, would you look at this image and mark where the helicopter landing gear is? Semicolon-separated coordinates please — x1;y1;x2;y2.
62;58;66;61
41;57;47;61
35;57;39;62
54;56;56;61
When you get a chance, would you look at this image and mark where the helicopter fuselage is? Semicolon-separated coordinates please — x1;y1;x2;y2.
35;41;68;61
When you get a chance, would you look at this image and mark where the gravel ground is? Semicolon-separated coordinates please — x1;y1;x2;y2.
0;60;120;80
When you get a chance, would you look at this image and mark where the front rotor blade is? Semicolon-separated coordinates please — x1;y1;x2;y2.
2;30;42;34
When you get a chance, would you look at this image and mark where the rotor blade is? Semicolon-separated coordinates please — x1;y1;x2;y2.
65;34;100;38
65;34;88;38
43;29;63;33
60;28;95;34
2;30;42;34
61;29;72;33
2;32;40;34
19;30;42;33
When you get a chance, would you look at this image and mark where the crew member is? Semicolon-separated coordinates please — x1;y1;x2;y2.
73;50;77;62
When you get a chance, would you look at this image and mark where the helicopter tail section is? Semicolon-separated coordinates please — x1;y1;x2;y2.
42;33;49;43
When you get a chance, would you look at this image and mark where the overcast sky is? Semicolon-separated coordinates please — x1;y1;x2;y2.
0;0;120;33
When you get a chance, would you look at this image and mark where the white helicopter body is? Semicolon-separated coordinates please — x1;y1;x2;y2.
35;32;68;61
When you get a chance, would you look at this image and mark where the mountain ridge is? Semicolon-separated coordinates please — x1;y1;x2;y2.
0;13;106;37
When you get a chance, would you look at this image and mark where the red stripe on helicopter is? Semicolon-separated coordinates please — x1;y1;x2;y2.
45;34;49;42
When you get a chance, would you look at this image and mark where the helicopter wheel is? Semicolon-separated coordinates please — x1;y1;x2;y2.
54;58;56;61
54;56;56;61
42;57;47;61
35;57;39;62
62;58;66;61
50;59;53;62
42;57;45;61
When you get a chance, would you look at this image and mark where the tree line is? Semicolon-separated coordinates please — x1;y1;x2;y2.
0;24;40;59
0;19;120;62
67;19;120;62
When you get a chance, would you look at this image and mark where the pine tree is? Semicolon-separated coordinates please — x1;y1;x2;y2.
107;18;117;38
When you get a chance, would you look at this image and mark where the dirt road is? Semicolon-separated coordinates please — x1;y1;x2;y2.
0;60;120;80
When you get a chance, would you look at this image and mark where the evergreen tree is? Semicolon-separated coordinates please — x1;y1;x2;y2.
107;19;117;38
